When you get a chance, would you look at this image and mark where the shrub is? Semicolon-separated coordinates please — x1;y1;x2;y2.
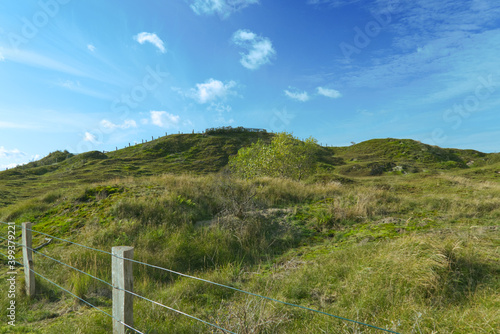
229;132;319;180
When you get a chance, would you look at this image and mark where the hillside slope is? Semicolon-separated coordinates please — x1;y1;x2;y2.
1;170;499;333
1;131;499;207
0;130;272;206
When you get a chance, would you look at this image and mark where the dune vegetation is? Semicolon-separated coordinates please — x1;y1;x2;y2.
1;129;499;333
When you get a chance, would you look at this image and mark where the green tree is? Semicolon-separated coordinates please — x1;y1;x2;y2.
229;132;318;180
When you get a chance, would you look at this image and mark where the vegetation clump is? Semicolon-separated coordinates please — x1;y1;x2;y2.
77;151;108;160
30;150;74;167
229;132;319;180
205;126;267;135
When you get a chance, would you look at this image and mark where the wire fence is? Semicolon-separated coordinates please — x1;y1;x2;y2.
0;235;237;333
0;221;400;334
0;253;145;334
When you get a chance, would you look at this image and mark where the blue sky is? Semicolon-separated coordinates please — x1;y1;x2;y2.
1;0;500;169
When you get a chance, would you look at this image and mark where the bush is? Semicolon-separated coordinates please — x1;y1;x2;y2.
229;132;319;180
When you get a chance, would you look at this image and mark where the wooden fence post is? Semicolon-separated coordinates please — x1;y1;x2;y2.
112;246;134;334
22;222;35;297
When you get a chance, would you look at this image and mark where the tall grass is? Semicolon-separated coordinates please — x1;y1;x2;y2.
0;171;499;333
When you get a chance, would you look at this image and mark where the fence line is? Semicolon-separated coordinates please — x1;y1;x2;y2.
0;252;144;334
0;235;235;334
0;221;400;333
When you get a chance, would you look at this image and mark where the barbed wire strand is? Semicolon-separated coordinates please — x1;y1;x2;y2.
0;222;400;334
0;235;111;286
0;236;235;334
0;252;144;334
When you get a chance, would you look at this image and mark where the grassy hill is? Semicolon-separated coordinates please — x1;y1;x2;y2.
0;129;499;333
1;130;499;207
0;130;272;206
333;138;496;176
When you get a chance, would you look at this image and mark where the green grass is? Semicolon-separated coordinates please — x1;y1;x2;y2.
1;132;499;208
0;133;499;333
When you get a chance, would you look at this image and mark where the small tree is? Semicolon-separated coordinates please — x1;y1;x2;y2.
229;132;318;180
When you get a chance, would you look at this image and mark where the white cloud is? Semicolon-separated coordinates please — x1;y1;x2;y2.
190;0;258;18
232;29;276;70
150;111;180;128
317;87;342;98
134;32;166;53
233;30;256;41
100;119;137;130
189;78;237;104
284;89;310;102
0;146;26;159
208;102;232;113
1;163;22;170
208;103;234;123
87;44;96;52
83;132;99;144
0;52;4;61
0;153;43;170
123;119;138;128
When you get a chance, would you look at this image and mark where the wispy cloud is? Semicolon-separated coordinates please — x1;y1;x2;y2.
208;102;234;123
188;78;237;104
56;80;112;100
356;109;375;117
83;132;99;144
0;121;39;129
0;48;88;77
284;89;310;102
134;32;166;53
100;119;137;130
87;44;96;52
60;80;81;90
189;0;259;18
317;87;342;98
326;0;500;100
0;146;26;159
208;102;232;113
232;29;276;70
0;52;4;61
1;163;23;170
150;111;180;128
0;153;42;170
307;0;362;7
